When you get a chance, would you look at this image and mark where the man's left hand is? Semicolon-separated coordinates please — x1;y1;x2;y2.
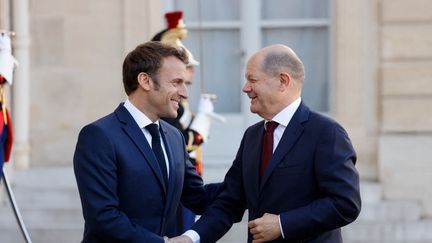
248;213;281;243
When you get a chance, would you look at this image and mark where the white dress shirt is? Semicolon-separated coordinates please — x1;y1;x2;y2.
184;98;302;242
123;99;170;177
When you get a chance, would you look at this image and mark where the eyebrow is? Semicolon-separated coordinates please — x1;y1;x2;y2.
246;74;257;80
172;78;184;83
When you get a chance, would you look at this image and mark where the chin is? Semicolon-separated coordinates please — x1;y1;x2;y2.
168;111;178;119
250;106;259;114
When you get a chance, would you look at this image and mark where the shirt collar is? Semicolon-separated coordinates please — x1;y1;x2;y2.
267;97;301;127
123;99;159;129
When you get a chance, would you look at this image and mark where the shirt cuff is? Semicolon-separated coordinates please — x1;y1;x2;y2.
278;215;285;239
183;230;200;243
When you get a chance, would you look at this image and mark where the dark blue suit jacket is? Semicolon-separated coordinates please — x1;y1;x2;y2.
73;104;218;243
192;102;361;242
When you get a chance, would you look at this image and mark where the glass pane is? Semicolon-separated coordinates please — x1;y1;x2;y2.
262;28;329;111
182;30;241;112
175;0;240;21
262;0;329;19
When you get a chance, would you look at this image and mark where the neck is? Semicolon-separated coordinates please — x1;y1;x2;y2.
262;96;300;120
128;94;158;122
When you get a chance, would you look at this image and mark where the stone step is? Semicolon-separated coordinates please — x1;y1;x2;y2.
0;227;83;243
0;166;84;242
359;181;382;203
0;206;83;228
0;203;83;243
7;188;81;210
343;219;432;242
10;166;77;190
358;200;422;222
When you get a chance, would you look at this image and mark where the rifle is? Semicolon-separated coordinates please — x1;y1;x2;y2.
1;169;33;243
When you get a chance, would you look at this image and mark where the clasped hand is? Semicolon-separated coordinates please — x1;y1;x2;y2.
248;213;281;243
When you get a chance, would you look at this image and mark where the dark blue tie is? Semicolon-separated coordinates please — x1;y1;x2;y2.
146;123;168;185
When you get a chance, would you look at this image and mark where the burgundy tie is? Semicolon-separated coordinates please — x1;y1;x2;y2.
260;121;279;177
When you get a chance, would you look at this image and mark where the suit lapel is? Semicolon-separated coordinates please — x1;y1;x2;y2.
243;122;265;203
259;103;309;192
115;104;167;193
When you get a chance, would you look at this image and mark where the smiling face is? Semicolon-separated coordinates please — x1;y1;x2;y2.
145;56;188;120
242;45;305;120
243;54;284;120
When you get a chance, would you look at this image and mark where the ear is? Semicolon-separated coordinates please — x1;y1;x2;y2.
137;72;151;91
279;72;291;90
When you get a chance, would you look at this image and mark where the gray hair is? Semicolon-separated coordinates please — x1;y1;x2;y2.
262;51;305;82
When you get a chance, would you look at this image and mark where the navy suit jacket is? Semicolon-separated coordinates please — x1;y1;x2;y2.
74;104;218;243
192;102;361;243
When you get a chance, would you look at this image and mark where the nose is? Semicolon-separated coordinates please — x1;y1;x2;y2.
242;82;251;93
178;83;188;99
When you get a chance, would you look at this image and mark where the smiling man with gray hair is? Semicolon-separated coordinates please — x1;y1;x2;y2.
168;44;361;243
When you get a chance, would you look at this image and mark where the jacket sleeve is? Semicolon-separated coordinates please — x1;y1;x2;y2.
279;123;361;240
73;124;164;243
191;135;248;243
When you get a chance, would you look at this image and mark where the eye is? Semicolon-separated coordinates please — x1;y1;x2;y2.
171;79;183;87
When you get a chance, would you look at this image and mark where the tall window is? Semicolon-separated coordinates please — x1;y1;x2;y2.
175;0;242;112
262;0;330;111
174;0;330;112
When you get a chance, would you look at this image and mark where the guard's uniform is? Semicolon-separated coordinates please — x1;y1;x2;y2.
0;100;13;176
0;32;17;178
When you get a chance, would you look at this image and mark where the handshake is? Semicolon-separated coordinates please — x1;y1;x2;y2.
164;235;192;243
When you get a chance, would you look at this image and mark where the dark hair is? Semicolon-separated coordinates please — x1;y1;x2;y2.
262;51;305;82
122;41;188;95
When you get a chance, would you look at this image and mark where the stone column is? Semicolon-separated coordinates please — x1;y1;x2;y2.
11;0;31;169
241;0;261;128
334;0;379;180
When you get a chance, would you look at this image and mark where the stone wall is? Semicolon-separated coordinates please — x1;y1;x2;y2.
29;0;162;165
378;0;432;217
334;0;379;180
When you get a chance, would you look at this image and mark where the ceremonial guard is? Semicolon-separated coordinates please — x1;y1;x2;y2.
0;31;31;243
0;31;16;179
151;11;224;233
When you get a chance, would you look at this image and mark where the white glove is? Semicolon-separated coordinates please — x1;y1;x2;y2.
179;100;193;129
197;95;214;114
190;94;226;141
189;95;213;141
200;94;226;123
0;32;18;84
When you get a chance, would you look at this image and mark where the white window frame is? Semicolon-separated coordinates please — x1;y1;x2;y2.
164;0;333;120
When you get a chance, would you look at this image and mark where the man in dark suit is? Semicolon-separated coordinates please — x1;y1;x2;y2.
73;41;220;243
170;44;361;243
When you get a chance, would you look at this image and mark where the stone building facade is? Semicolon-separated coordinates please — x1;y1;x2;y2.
1;0;432;241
